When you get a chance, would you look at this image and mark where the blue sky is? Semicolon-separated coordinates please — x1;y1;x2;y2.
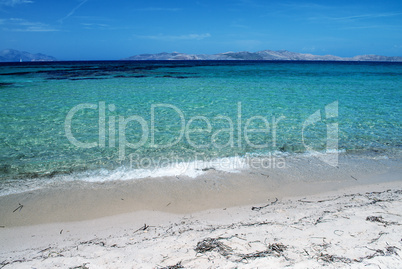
1;0;401;60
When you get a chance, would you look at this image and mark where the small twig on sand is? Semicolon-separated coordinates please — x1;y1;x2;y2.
368;232;387;244
0;261;10;269
134;223;150;233
351;175;358;180
38;247;51;253
158;261;184;269
69;263;89;269
252;198;278;211
250;171;269;178
1;259;28;269
201;167;216;172
314;210;333;225
354;246;400;262
314;216;324;225
334;230;344;236
318;245;400;265
12;203;23;213
299;197;340;203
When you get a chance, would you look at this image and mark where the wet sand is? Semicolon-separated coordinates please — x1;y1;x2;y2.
0;155;400;227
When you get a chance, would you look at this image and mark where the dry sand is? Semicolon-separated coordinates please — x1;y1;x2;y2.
0;181;401;268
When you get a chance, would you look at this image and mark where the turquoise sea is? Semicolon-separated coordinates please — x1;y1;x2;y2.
0;61;401;195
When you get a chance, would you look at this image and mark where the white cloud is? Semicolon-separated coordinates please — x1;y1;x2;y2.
234;0;265;8
341;24;402;30
0;0;33;6
137;33;211;41
133;7;181;12
81;22;110;30
2;18;58;32
302;46;317;52
333;13;402;23
282;2;331;10
59;0;89;23
309;12;402;23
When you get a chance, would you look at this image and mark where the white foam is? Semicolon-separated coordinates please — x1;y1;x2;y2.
299;149;346;157
75;155;250;182
0;156;252;196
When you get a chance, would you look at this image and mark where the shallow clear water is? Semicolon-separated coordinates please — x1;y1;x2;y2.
0;61;401;194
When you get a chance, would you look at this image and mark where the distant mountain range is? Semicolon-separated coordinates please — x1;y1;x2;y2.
0;49;57;62
123;50;402;62
1;48;401;62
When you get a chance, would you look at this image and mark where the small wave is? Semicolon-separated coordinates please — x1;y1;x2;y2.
0;156;251;196
60;155;251;182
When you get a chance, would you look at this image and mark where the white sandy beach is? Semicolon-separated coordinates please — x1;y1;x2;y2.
0;155;401;268
1;178;401;269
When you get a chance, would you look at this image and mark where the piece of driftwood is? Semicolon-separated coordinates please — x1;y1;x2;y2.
12;203;23;213
251;198;278;211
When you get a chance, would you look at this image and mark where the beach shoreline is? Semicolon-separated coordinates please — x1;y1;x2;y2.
0;154;401;227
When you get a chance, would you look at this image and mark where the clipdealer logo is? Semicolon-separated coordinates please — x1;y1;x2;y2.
302;101;339;167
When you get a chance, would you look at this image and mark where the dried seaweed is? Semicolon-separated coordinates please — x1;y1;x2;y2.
385;246;400;256
0;259;27;269
366;216;399;226
194;238;232;256
319;245;400;265
318;253;352;263
80;239;105;247
239;250;273;261
366;216;384;223
239;243;287;261
268;243;287;254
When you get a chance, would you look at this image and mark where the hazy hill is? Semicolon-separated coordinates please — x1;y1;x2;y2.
0;49;57;62
123;49;402;62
